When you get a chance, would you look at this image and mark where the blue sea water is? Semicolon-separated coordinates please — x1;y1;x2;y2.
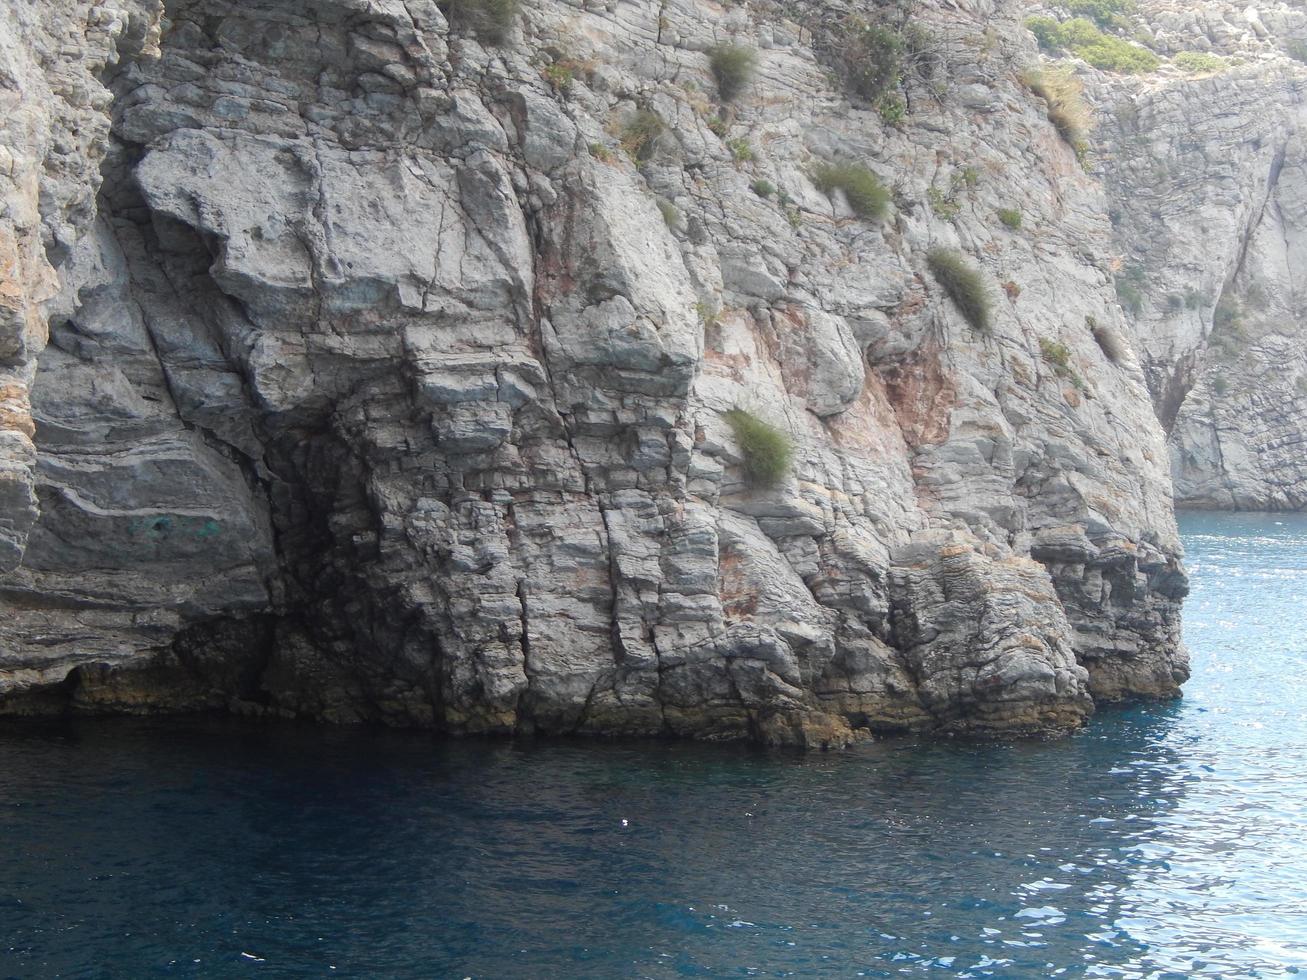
2;511;1306;978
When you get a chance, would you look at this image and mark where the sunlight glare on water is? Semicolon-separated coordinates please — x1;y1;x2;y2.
1;511;1305;977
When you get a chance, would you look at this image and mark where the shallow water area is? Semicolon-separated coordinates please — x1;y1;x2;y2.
2;511;1306;977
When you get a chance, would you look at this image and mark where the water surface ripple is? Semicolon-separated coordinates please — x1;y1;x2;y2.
2;512;1306;977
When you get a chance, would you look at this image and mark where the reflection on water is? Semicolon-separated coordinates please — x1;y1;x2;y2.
1;511;1305;977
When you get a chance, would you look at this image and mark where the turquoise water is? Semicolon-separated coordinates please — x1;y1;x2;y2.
2;512;1306;977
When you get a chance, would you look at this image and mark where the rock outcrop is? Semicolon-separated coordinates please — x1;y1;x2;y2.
0;0;1192;743
1088;1;1307;509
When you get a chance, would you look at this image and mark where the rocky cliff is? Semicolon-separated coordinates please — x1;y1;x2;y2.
1089;1;1307;509
0;0;1194;744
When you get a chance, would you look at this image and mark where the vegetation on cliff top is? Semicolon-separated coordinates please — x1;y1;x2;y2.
1026;12;1159;73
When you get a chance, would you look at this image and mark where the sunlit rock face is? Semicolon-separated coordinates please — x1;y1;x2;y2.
0;0;1190;743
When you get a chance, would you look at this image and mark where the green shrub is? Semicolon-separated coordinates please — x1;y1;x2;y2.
695;301;720;329
750;179;775;198
878;93;907;125
1066;0;1135;29
440;0;519;44
1026;16;1062;50
1287;40;1307;63
1023;68;1091;161
1039;338;1072;370
725;409;792;487
816;12;937;107
657;198;681;228
927;247;992;332
1061;18;1159;72
1211;375;1229;396
542;61;574;91
834;18;903;102
811;162;890;221
710;44;757;101
1115;265;1146;315
997;207;1022;230
1173;51;1228;74
706;115;729;138
620;110;664;161
927;185;960;219
588;141;613;163
727;138;755;162
927;168;979;221
1040;338;1089;390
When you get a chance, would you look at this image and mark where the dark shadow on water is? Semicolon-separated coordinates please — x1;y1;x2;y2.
0;704;1195;978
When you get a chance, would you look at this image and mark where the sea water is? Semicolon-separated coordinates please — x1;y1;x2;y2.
2;511;1305;977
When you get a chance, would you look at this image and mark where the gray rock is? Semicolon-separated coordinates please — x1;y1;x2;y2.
0;0;1198;742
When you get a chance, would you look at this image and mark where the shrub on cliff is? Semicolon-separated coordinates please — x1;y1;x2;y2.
725;410;792;487
440;0;518;44
1028;17;1159;73
1039;337;1087;389
834;18;903;102
1065;0;1136;30
620;110;664;161
1115;264;1146;316
811;162;890;221
817;13;937;109
927;248;992;332
1089;317;1129;363
727;138;755;162
1022;68;1091;162
1173;51;1229;74
1026;16;1062;51
710;45;757;101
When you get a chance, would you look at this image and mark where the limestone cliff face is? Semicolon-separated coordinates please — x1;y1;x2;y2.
1088;1;1307;509
0;0;1189;744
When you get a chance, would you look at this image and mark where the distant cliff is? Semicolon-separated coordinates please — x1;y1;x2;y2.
0;0;1195;743
1087;1;1307;509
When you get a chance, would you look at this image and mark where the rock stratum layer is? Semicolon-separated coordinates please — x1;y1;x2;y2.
0;0;1195;744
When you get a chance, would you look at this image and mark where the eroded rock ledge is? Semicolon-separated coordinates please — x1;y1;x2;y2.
0;0;1188;745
